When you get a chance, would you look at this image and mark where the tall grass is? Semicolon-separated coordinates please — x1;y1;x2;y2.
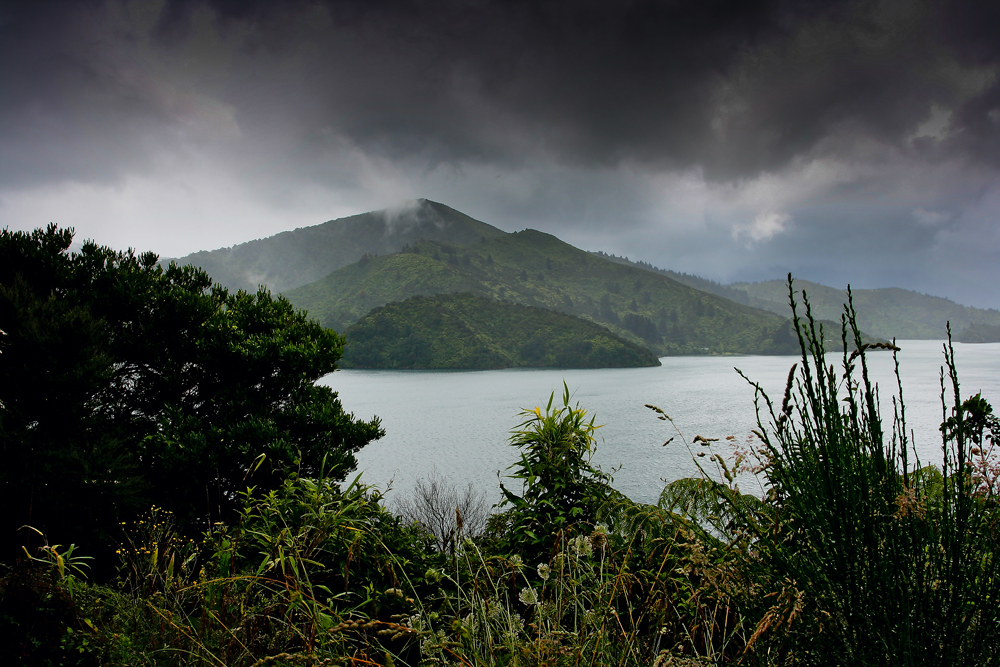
734;278;1000;665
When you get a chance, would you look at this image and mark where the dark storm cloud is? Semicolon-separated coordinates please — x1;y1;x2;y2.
2;0;999;307
0;0;194;187
5;0;999;189
177;0;1000;175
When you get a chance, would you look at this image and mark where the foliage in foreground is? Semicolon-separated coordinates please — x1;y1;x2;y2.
0;225;384;564
725;281;1000;665
4;272;1000;666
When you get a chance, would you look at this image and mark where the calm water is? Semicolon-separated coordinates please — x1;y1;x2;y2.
318;340;1000;506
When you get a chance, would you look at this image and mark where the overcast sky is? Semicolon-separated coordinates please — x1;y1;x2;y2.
2;0;999;307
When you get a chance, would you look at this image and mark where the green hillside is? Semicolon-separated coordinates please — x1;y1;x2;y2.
727;279;1000;340
341;293;661;369
591;251;753;305
284;229;815;356
166;199;507;294
957;323;1000;343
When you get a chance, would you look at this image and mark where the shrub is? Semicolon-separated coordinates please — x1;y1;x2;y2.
393;467;490;553
732;278;1000;665
496;383;613;564
0;225;384;564
101;472;438;666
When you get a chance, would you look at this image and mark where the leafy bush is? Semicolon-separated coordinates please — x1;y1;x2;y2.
88;473;438;666
0;550;102;667
495;384;613;563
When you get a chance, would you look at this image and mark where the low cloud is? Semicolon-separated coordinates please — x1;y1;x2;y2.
732;212;792;245
912;208;953;226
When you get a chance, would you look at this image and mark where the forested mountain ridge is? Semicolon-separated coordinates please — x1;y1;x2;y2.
590;251;753;305
341;293;661;369
165;199;507;294
728;279;1000;340
592;253;1000;341
284;229;815;356
953;323;1000;343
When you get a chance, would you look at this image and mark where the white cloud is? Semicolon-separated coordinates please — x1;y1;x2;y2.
0;161;356;257
731;211;792;244
912;207;952;226
910;104;953;142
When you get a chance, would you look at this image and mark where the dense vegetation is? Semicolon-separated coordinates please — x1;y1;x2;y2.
166;198;989;352
0;226;383;567
166;199;891;357
591;250;755;305
958;322;1000;343
727;277;1000;339
170;200;506;294
4;225;999;666
341;293;661;369
285;229;811;356
598;252;1000;341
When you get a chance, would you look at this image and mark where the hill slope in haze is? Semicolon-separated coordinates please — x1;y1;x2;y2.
593;252;1000;341
166;199;507;294
284;229;817;356
591;251;753;305
341;293;661;369
957;323;1000;344
726;279;1000;340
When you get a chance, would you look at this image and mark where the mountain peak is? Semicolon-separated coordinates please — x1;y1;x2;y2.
169;201;506;294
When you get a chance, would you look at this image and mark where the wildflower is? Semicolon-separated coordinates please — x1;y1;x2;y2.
504;613;524;641
462;612;478;634
508;554;524;570
570;535;593;558
590;524;610;551
420;630;447;656
425;568;442;584
518;587;539;605
486;597;503;620
537;563;550;581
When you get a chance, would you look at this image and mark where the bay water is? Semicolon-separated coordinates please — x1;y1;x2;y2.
318;340;1000;507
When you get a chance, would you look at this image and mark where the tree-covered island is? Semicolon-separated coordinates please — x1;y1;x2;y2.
341;292;661;369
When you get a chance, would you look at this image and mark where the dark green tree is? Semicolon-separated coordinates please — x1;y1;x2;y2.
0;225;383;560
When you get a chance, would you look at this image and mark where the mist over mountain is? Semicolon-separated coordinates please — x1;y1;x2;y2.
165;200;505;294
282;223;811;357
